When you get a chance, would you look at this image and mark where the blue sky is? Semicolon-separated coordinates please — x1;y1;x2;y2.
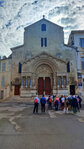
0;0;84;56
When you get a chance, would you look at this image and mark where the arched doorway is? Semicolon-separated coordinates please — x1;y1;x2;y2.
36;64;53;95
38;77;51;95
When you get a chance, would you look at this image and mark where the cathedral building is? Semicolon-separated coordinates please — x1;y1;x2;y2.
0;17;78;99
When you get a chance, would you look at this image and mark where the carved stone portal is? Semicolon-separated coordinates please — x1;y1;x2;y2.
36;64;53;76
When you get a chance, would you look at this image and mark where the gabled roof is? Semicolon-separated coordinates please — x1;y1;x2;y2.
64;44;77;49
24;17;63;30
8;54;12;59
11;44;24;51
23;51;66;64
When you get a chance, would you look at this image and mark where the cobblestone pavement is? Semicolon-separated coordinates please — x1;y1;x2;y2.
0;102;84;149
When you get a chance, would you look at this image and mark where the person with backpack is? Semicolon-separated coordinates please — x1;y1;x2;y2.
33;95;40;114
40;94;46;112
54;96;59;111
47;95;52;110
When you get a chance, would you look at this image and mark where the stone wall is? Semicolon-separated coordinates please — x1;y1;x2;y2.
24;18;64;56
0;58;12;99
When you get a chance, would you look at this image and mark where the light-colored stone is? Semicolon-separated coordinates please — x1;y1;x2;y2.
0;18;78;99
68;30;84;100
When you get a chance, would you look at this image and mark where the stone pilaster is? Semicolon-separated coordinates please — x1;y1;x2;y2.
53;75;56;89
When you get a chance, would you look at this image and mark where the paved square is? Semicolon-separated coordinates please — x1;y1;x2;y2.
0;102;84;149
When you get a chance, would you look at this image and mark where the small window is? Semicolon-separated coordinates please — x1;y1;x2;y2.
45;38;47;47
41;38;43;47
71;41;74;45
41;24;46;31
41;38;47;47
77;73;82;79
2;62;6;72
0;90;4;99
81;57;84;70
18;62;22;73
1;76;5;88
56;53;62;58
80;38;84;48
67;62;70;72
25;53;31;60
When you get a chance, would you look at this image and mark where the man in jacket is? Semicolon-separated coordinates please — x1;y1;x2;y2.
40;95;46;112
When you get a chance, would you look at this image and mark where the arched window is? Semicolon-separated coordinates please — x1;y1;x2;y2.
41;24;46;31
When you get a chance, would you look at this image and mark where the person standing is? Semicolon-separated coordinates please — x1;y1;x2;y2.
64;97;69;113
61;95;65;110
72;95;78;114
54;96;59;111
47;95;52;110
77;95;82;109
40;95;46;112
33;95;40;114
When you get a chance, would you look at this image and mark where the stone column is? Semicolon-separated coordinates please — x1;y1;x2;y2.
61;76;63;88
32;76;36;88
57;76;59;88
66;77;68;88
59;76;61;88
63;76;66;88
30;77;32;88
26;76;28;88
32;75;34;87
23;77;26;88
27;77;30;88
56;76;57;89
33;74;38;89
53;75;56;89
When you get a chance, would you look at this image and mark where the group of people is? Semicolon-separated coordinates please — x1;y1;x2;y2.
33;94;82;114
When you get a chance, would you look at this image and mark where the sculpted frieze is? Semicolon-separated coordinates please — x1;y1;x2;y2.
36;64;52;74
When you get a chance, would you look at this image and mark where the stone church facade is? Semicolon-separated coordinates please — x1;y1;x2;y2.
0;17;78;99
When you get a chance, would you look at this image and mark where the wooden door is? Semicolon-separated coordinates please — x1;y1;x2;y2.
14;85;20;95
38;77;44;95
70;85;75;95
45;77;51;95
1;91;4;99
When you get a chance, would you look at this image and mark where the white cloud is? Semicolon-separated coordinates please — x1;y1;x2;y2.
0;0;84;56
